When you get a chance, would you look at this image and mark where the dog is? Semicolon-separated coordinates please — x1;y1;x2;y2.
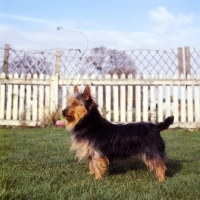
62;85;174;182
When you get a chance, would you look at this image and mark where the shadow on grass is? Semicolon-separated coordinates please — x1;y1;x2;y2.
108;158;182;178
165;158;183;177
108;158;148;175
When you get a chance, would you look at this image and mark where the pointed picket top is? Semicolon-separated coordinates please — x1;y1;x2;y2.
27;73;32;79
143;74;148;79
173;74;178;79
91;73;96;79
151;74;155;79
136;74;140;79
8;73;13;79
120;73;125;79
20;73;25;79
1;72;5;78
106;73;111;79
33;73;38;79
61;74;66;80
158;74;162;79
46;74;50;80
113;73;118;79
83;74;88;79
14;72;18;78
180;73;185;79
75;73;81;80
39;73;44;79
128;73;133;79
187;74;191;79
98;73;103;79
165;74;170;79
68;74;74;80
194;74;199;80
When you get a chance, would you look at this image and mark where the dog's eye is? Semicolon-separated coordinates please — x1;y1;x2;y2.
72;102;78;107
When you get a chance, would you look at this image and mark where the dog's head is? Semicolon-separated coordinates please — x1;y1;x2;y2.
62;85;95;130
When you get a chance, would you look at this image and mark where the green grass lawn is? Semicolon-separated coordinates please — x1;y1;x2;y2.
0;126;200;200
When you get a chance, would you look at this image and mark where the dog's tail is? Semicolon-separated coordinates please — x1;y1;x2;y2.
157;116;174;131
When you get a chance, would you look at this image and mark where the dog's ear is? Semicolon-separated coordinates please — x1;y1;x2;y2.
74;85;79;93
83;85;90;100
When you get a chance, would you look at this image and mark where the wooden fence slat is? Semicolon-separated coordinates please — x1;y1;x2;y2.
6;74;13;120
143;74;148;121
0;73;6;119
61;74;67;111
165;74;171;118
44;75;50;122
68;74;75;94
32;74;38;121
120;74;126;122
180;74;186;123
113;74;119;122
127;74;133;122
68;85;74;95
50;74;58;111
158;74;163;122
26;73;32;121
173;74;179;123
62;85;67;108
39;74;44;121
187;74;193;122
105;74;111;121
150;74;156;123
194;74;200;123
19;74;25;121
97;74;103;115
135;74;141;122
13;73;19;120
90;74;96;108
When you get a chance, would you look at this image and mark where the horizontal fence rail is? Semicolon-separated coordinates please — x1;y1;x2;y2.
0;72;200;128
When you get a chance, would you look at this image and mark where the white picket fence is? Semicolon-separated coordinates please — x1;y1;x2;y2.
0;72;200;128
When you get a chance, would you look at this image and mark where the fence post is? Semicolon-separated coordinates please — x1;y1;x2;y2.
177;47;184;77
55;50;62;75
2;44;10;76
185;46;191;76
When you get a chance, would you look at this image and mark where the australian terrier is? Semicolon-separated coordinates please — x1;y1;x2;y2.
62;85;174;182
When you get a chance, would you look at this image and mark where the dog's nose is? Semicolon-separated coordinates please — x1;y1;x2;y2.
62;108;67;116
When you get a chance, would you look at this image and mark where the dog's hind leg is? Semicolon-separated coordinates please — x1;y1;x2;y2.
154;159;166;182
91;151;109;180
142;154;166;182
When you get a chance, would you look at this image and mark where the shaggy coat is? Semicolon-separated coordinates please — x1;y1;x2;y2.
62;85;174;182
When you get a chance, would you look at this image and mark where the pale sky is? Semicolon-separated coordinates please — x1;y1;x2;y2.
0;0;200;51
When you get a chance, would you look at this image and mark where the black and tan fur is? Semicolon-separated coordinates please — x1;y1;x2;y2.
62;85;174;182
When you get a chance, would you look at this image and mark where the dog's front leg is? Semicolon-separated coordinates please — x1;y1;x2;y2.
92;151;109;180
